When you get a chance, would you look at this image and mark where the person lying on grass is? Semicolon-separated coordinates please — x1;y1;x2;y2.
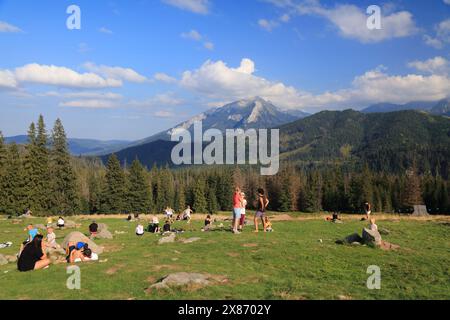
17;234;51;272
66;242;98;263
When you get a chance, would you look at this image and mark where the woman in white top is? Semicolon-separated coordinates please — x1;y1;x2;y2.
239;193;247;231
136;224;144;236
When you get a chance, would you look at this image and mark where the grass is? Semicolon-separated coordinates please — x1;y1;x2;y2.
0;213;449;300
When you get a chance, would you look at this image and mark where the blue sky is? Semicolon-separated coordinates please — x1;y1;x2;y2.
0;0;449;140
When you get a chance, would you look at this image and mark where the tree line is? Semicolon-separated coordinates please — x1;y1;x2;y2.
0;116;449;216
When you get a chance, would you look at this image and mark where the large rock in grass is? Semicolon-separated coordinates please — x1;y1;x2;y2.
362;228;382;247
158;233;176;245
0;254;8;265
149;272;227;290
62;231;103;254
95;228;113;240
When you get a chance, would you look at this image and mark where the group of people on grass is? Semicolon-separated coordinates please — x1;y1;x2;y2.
16;220;101;272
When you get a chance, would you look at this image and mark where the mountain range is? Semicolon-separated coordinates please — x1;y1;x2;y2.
362;99;450;116
3;136;130;156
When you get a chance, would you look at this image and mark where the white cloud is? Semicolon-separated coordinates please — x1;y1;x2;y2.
154;110;175;118
0;21;22;33
153;72;178;83
99;27;113;34
83;62;148;83
204;41;214;50
264;0;417;43
162;0;210;14
444;0;450;5
180;58;450;111
42;91;123;100
408;56;449;75
424;18;450;49
180;58;304;108
258;19;279;32
0;70;18;89
181;29;202;41
128;93;184;108
59;99;117;109
14;64;122;88
181;29;214;50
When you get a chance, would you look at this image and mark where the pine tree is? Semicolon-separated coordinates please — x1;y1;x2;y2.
128;159;152;214
88;171;103;214
49;119;79;215
0;132;6;213
101;154;127;213
2;144;26;216
174;182;186;213
34;115;51;214
403;163;423;207
192;176;207;213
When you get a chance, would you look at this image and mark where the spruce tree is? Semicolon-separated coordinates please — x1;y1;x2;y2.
192;177;207;213
128;159;152;213
2;143;26;216
101;154;127;213
174;182;186;212
50;119;79;215
0;132;6;213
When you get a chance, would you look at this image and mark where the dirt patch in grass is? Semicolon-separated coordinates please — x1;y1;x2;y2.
227;252;240;257
274;291;307;300
103;243;124;253
152;264;181;272
105;264;125;275
243;243;258;248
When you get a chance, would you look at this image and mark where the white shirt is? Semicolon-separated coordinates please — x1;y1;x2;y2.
242;199;247;215
183;209;191;218
57;218;64;225
136;225;144;235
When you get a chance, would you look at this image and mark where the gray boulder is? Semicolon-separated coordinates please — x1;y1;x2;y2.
158;233;176;245
362;228;382;247
150;273;214;290
95;228;113;240
5;255;17;263
62;231;103;254
181;237;201;244
0;254;8;265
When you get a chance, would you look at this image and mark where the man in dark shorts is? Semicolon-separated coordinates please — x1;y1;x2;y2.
254;188;269;233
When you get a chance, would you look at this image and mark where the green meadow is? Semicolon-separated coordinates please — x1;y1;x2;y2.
0;214;449;300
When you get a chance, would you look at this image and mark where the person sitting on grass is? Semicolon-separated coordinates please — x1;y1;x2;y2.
162;220;171;234
57;216;65;229
183;206;193;223
202;214;213;232
136;224;145;236
369;218;378;232
17;234;51;272
264;216;273;232
46;227;58;249
126;214;132;221
25;224;39;243
148;216;160;233
89;221;99;237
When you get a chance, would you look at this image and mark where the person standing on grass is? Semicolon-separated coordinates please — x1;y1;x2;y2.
238;192;247;231
254;188;269;233
364;202;372;220
232;187;243;234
